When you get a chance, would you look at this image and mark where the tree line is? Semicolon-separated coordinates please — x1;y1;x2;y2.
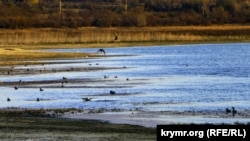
0;0;249;28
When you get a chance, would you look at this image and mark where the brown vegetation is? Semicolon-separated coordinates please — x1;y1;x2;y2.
0;26;249;46
0;0;249;28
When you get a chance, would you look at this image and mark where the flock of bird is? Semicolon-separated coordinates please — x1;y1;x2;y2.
4;48;239;117
8;75;120;103
225;107;237;117
6;48;124;104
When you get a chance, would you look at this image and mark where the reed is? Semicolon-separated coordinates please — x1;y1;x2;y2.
0;25;249;46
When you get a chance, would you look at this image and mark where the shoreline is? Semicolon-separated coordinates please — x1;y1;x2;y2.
1;108;250;128
0;108;155;141
1;40;250;50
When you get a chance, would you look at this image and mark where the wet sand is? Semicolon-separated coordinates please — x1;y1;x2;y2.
0;109;155;141
0;107;249;141
62;109;250;128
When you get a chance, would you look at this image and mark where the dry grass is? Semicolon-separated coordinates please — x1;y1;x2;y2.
0;25;249;66
0;25;249;46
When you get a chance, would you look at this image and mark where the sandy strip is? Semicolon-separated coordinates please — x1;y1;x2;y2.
62;110;250;128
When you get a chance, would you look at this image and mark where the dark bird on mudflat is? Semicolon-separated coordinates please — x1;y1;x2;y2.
232;107;237;117
40;88;44;91
36;98;40;102
14;86;18;90
82;98;92;101
7;97;11;102
226;107;237;117
110;90;116;95
62;77;68;83
226;108;231;114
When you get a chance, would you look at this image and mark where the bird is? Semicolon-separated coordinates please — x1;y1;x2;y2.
36;98;40;102
226;108;231;114
97;49;105;55
82;98;92;101
126;78;129;81
110;90;116;95
14;86;18;90
62;77;68;83
104;75;109;79
113;33;118;40
232;107;237;117
7;97;11;102
40;88;44;91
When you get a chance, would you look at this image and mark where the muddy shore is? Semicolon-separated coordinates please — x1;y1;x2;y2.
0;109;155;141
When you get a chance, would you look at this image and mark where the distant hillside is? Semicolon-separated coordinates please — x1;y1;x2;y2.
0;0;249;28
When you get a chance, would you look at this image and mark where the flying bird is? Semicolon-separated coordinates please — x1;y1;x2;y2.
97;49;105;55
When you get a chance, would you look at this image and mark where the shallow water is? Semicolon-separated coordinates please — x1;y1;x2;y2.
1;43;250;113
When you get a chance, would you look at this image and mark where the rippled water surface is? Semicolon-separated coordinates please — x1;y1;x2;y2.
1;43;250;112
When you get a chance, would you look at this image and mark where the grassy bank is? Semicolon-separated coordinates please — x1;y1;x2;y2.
0;25;249;46
0;109;155;141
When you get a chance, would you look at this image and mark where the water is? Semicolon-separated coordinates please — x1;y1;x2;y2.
1;43;250;113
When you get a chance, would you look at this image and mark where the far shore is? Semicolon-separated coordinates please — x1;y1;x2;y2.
0;25;250;47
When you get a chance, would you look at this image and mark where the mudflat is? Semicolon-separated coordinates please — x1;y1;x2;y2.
0;109;155;141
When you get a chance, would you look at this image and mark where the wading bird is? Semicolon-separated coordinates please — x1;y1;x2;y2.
226;108;231;114
225;107;237;117
232;107;237;117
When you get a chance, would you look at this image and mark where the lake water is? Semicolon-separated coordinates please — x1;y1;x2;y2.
1;43;250;113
